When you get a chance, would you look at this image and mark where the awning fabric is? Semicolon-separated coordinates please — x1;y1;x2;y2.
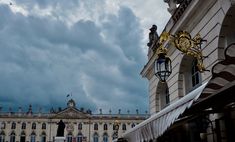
122;82;208;142
201;43;235;98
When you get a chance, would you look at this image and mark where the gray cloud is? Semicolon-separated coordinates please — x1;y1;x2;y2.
0;4;148;114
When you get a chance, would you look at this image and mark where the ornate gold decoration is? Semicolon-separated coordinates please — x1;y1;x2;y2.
156;32;170;56
174;31;207;72
156;31;207;72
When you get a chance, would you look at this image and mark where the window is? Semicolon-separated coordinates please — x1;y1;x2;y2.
30;132;36;142
78;123;82;130
131;123;135;128
122;124;126;131
103;133;108;142
191;60;201;88
32;123;36;129
41;132;46;142
67;133;73;142
93;133;99;142
77;133;83;142
94;123;98;130
1;122;5;129
103;124;108;131
10;132;15;142
11;122;16;129
0;131;5;142
42;123;46;130
20;131;26;142
22;123;26;129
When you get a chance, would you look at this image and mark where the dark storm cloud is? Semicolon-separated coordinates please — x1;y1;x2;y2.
0;4;148;114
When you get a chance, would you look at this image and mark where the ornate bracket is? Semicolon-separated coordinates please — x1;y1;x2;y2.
156;31;208;72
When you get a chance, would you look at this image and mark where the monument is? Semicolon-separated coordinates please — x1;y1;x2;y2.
54;120;66;142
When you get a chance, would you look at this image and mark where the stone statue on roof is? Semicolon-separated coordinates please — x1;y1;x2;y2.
147;25;159;48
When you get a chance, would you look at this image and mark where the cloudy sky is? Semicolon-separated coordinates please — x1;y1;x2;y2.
0;0;170;114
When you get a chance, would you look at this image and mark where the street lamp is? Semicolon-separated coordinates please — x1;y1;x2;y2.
152;31;207;82
113;120;120;140
154;52;172;83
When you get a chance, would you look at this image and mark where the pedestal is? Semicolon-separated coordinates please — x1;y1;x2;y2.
54;137;66;142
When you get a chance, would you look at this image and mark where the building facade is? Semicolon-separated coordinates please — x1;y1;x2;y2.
122;0;235;142
0;99;148;142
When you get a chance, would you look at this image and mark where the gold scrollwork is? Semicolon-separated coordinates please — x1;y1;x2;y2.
156;31;207;72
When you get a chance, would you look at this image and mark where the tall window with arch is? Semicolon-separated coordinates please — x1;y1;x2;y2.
122;124;126;131
93;133;99;142
11;122;16;129
32;123;36;130
41;132;46;142
78;123;82;130
20;131;26;142
94;123;98;130
30;132;36;142
22;122;26;130
67;132;73;142
10;132;16;142
103;124;108;131
103;133;108;142
77;133;83;142
0;131;5;142
42;123;46;130
191;59;201;88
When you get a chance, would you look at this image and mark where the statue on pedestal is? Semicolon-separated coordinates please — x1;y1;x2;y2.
147;25;159;49
56;120;65;137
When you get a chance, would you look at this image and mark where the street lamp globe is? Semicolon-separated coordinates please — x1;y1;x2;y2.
154;54;172;82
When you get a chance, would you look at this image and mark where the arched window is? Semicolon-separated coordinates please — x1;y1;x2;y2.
1;122;6;129
20;131;26;142
103;133;108;142
191;59;201;88
67;132;73;142
122;124;126;131
10;132;16;142
179;56;202;94
0;131;5;142
78;123;82;130
41;132;46;142
42;123;46;130
94;123;98;130
11;122;16;129
30;132;36;142
32;123;36;129
93;133;99;142
131;123;135;128
22;123;26;129
77;133;83;142
103;124;108;131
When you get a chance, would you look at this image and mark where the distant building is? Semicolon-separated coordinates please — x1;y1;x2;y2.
0;99;149;142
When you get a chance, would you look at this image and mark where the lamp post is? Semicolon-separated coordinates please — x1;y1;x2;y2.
154;53;172;83
114;120;120;140
152;30;206;82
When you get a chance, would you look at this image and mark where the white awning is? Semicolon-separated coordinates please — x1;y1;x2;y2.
122;82;208;142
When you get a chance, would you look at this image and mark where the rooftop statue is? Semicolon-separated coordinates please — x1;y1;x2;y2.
147;25;159;49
